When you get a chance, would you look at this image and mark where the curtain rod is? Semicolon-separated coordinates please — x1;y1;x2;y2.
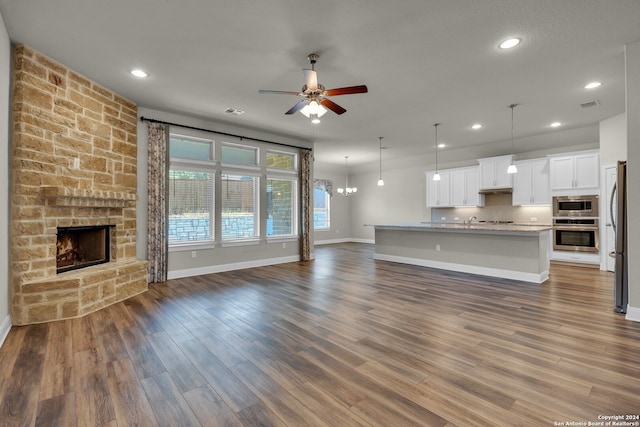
139;116;313;152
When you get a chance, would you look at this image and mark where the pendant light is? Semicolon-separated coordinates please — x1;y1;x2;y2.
507;104;518;174
432;123;441;181
377;137;385;186
337;156;357;196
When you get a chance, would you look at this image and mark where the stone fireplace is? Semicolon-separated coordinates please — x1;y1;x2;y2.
10;45;148;325
56;225;112;273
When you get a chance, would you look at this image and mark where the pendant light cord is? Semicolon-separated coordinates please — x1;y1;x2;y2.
434;123;439;172
379;137;383;178
509;104;517;155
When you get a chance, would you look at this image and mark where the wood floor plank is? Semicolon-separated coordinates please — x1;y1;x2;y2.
39;321;73;400
146;330;207;393
105;358;159;427
230;360;329;426
1;243;639;425
140;371;201;427
182;384;244;427
35;393;76;427
72;348;116;426
177;338;260;413
118;325;166;381
0;326;27;381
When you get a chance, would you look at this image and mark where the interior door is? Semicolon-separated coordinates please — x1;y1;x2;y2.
605;166;617;272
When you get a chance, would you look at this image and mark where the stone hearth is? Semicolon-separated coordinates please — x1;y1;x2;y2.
10;45;148;325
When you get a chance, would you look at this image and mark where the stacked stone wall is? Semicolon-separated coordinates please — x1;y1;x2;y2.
10;45;147;325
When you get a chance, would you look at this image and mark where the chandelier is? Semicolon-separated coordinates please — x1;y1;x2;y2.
337;156;357;196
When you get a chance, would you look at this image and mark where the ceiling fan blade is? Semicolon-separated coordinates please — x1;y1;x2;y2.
258;90;301;95
285;99;308;115
325;85;368;96
303;69;318;91
320;98;347;115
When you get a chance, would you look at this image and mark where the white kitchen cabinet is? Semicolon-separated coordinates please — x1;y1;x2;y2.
512;158;550;205
426;170;450;207
549;151;599;192
478;155;515;190
450;167;484;206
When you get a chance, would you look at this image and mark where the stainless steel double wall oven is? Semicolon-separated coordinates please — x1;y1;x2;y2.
552;195;599;253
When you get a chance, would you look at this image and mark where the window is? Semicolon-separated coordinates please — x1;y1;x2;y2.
221;174;259;240
267;178;297;237
222;143;257;166
169;135;215;245
313;179;331;230
169;131;300;248
170;135;213;160
266;151;296;170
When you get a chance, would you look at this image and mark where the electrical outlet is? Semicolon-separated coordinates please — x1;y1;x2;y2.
441;217;446;221
72;158;80;169
530;217;538;222
191;251;197;258
454;217;459;221
282;243;286;248
436;244;441;251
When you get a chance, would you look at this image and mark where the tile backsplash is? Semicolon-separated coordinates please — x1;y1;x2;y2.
431;193;552;225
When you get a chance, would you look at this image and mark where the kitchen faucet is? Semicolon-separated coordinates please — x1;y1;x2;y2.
464;216;477;225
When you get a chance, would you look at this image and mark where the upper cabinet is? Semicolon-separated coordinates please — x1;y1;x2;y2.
450;167;484;207
427;167;484;208
548;150;599;193
426;170;451;207
512;158;550;205
478;155;515;190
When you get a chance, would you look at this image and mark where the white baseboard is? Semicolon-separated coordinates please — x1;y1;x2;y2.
374;253;548;284
625;305;640;322
314;238;352;245
0;315;11;348
314;238;374;245
167;255;301;280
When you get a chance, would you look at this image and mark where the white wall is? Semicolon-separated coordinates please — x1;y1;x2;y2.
0;11;11;344
349;163;431;242
625;40;640;321
600;112;627;166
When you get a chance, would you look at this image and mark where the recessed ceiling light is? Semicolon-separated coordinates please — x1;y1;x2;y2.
472;123;482;130
499;38;521;49
584;81;602;89
130;69;148;78
438;143;446;148
550;122;562;128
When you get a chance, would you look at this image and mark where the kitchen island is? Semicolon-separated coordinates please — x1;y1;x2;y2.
370;222;552;283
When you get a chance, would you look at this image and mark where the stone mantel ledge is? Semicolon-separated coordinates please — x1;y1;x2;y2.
41;186;137;208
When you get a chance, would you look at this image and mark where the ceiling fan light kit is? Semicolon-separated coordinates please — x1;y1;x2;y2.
259;53;368;123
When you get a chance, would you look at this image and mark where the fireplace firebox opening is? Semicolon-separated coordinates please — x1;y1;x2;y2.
56;225;112;274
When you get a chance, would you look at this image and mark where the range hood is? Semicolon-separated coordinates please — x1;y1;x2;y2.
478;187;512;195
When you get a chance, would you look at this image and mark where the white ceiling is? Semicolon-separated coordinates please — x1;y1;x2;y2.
1;0;639;168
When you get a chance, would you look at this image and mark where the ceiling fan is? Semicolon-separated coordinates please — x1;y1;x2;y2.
259;53;368;123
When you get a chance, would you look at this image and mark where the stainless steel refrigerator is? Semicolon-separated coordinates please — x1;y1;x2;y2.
610;160;628;313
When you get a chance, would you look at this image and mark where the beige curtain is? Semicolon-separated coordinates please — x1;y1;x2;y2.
147;122;169;282
300;150;312;261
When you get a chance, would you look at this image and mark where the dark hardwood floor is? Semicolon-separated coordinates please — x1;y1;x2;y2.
1;243;639;426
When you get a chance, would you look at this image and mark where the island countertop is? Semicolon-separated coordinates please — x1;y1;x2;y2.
370;222;552;283
368;222;552;235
